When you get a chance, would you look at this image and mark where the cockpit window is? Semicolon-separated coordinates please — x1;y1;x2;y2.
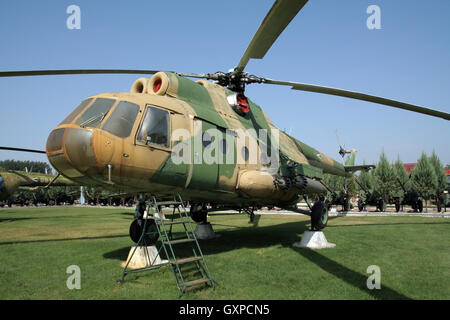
137;106;169;147
102;101;140;138
59;98;93;125
74;98;116;128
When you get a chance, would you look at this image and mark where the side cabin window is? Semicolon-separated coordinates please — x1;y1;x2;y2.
137;106;170;148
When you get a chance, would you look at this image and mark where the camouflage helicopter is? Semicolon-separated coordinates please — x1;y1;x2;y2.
1;0;449;236
0;147;79;205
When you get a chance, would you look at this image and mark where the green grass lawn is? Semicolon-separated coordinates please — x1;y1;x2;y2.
0;206;448;300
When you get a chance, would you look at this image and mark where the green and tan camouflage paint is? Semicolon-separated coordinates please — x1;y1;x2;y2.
45;72;352;207
0;171;77;201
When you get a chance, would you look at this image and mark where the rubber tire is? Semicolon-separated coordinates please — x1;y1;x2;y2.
343;198;349;212
417;200;423;213
378;199;386;212
190;203;207;223
358;199;364;212
311;201;328;231
129;219;159;244
395;199;400;212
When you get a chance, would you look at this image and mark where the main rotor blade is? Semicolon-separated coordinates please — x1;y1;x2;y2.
0;146;46;154
176;72;210;79
264;79;450;121
0;69;161;77
235;0;309;73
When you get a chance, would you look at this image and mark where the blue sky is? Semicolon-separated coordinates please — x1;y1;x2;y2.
0;0;449;167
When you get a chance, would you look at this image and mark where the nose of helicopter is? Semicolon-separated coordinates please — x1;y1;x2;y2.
46;127;97;179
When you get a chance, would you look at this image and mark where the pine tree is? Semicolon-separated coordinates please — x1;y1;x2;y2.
373;151;396;203
323;173;345;197
429;151;447;196
346;175;357;198
392;155;410;199
356;161;374;193
411;152;437;212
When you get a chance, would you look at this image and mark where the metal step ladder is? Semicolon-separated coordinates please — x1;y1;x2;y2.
119;194;214;297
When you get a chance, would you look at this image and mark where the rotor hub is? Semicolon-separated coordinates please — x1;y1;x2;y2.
203;71;265;93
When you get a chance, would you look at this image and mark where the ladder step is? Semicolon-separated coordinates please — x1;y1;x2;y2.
164;238;195;245
151;201;183;206
183;278;211;288
156;220;185;225
171;257;202;265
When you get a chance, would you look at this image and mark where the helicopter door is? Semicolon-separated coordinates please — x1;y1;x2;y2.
187;119;219;190
131;106;187;188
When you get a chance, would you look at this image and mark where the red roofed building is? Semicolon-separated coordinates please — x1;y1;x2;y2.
404;164;450;176
403;163;417;174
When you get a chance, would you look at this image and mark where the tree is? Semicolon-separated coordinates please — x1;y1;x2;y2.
84;186;114;205
0;160;52;174
429;151;447;196
356;161;374;192
373;151;396;203
323;173;345;197
345;175;357;199
411;152;437;212
392;155;410;199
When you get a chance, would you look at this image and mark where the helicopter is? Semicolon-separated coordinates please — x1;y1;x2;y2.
0;147;79;204
0;0;449;236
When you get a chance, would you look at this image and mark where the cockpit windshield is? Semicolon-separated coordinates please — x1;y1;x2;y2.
59;97;142;139
102;101;140;138
59;98;93;125
74;98;116;128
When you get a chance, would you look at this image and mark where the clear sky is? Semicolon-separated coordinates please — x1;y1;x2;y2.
0;0;449;168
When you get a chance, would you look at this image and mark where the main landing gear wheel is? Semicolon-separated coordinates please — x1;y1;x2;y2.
311;201;328;231
190;203;208;223
129;219;159;244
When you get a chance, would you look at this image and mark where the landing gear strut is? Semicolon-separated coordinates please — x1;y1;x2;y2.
240;207;257;223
